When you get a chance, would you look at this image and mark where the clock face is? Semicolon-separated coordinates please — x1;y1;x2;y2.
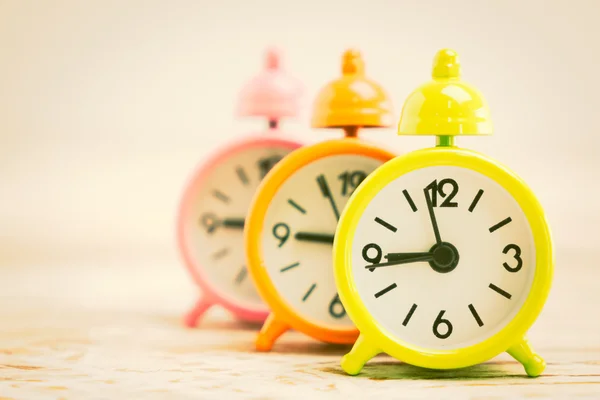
261;154;385;329
183;144;293;308
350;166;536;350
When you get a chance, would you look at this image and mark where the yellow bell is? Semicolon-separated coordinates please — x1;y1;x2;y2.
398;49;493;137
312;49;394;132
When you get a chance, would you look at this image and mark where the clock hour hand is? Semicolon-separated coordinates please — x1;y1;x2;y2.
221;218;245;228
424;188;442;244
295;231;335;245
316;174;341;221
201;214;245;233
365;252;434;269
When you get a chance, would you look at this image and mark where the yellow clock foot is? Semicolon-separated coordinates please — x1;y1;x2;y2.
507;337;546;377
255;313;289;352
341;334;381;375
341;353;364;376
183;297;213;328
522;355;546;377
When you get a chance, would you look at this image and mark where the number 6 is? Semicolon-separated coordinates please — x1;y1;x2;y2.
329;294;346;319
433;310;453;339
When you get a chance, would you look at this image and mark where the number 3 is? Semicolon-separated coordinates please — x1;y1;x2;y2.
502;244;523;272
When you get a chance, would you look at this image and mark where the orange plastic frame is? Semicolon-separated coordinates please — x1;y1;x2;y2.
245;138;396;351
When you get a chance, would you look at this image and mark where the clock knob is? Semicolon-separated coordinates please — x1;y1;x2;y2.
237;47;303;129
311;49;394;137
398;48;493;144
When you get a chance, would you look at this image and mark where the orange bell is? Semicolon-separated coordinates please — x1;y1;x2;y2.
311;49;394;133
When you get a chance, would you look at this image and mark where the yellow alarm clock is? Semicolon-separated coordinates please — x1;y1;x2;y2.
245;50;396;351
333;49;553;377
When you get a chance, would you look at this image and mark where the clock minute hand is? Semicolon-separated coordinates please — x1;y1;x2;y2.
317;174;341;221
424;188;442;244
295;231;335;245
365;252;434;269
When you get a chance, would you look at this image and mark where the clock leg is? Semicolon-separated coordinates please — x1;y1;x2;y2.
183;297;213;328
340;334;381;376
255;313;289;352
507;336;545;377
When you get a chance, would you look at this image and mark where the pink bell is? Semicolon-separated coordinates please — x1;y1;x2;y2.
237;48;302;124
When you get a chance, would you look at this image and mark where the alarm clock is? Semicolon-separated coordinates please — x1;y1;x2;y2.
177;49;303;327
245;50;396;351
333;49;553;377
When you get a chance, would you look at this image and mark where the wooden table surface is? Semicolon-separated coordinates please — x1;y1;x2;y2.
1;248;599;399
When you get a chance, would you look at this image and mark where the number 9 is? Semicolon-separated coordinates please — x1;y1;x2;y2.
272;223;290;247
362;243;382;272
201;213;219;234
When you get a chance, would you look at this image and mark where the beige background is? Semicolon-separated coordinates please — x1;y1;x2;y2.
0;0;598;266
1;2;600;398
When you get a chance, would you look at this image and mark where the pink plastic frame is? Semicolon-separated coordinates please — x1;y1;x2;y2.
177;133;302;327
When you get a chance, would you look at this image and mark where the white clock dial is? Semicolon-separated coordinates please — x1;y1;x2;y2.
262;154;385;329
351;166;536;349
184;145;293;308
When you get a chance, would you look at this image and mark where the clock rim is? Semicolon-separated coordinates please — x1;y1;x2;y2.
177;133;302;322
244;138;396;342
333;147;554;369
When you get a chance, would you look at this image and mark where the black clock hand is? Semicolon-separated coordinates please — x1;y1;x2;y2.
295;232;335;245
365;252;434;269
317;174;341;221
201;214;245;233
385;252;434;262
424;188;442;244
221;218;245;229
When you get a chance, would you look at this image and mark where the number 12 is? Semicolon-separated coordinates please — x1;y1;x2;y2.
338;170;367;196
424;178;459;207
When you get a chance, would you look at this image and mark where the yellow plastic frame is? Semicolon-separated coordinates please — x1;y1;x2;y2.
245;138;396;351
334;147;554;376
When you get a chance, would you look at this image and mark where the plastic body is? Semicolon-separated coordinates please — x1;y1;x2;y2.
177;134;302;326
333;48;553;377
245;138;396;350
334;147;553;376
177;48;304;327
312;49;394;129
243;49;396;349
237;48;302;119
398;49;492;137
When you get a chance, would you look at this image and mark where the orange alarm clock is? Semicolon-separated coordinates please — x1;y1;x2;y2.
244;50;397;350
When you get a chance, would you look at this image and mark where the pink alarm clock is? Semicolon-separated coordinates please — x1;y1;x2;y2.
177;49;303;327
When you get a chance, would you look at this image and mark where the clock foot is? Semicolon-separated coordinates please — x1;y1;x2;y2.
340;334;381;376
507;337;545;377
255;313;289;352
183;297;213;328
